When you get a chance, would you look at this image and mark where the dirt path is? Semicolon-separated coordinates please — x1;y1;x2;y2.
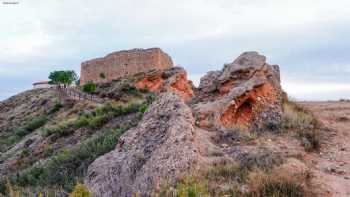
300;101;350;197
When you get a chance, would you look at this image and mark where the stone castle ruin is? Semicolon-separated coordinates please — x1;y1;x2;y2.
80;48;173;85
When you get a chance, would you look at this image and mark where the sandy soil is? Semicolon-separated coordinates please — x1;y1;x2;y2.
300;101;350;197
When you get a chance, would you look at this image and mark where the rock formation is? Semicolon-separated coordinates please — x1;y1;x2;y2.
85;92;199;197
134;67;195;101
80;48;173;85
85;51;284;196
193;51;282;132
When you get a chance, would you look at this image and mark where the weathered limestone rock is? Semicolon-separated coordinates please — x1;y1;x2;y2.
85;92;199;197
85;51;284;196
135;67;195;101
80;48;173;85
193;52;282;132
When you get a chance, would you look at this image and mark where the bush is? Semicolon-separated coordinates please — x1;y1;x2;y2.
42;120;75;137
88;115;111;129
74;116;90;128
48;102;63;114
24;116;48;132
82;82;96;93
138;104;149;114
69;183;91;197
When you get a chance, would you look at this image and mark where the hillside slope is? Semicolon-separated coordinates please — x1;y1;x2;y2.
0;83;155;195
1;51;347;197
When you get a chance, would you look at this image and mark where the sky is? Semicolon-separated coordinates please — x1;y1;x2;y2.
0;0;350;101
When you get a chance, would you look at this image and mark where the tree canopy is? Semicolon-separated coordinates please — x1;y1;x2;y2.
49;70;78;87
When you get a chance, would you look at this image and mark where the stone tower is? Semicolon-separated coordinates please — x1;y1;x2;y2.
80;48;173;85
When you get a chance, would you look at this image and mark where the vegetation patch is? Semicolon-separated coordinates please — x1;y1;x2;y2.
69;183;92;197
159;163;310;197
0;97;152;195
0;116;48;152
282;100;321;151
246;170;306;197
42;101;147;137
82;81;97;93
2;124;134;194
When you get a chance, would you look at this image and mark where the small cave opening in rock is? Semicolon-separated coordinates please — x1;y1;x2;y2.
234;99;253;125
220;98;255;129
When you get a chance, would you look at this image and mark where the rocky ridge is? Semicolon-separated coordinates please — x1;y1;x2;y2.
1;49;329;197
85;51;285;196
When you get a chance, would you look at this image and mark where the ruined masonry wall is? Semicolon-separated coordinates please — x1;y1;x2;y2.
80;48;173;85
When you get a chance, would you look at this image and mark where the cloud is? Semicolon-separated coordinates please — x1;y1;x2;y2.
0;0;350;101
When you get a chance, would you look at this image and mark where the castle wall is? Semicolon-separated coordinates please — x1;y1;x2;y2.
80;48;173;85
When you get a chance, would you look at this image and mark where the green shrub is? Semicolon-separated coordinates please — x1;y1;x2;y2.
24;116;48;132
82;82;96;93
14;128;28;137
42;120;75;137
48;102;63;114
88;115;110;129
74;116;90;128
138;104;149;114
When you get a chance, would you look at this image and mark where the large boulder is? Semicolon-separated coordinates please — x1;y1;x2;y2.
85;92;199;197
193;52;282;132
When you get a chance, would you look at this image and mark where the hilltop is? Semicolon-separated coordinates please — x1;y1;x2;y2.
0;49;349;197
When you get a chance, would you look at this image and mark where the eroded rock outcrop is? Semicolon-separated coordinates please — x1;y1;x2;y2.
193;51;282;132
85;51;284;196
85;92;199;197
134;67;195;101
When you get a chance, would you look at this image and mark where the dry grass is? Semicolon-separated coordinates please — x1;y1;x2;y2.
158;162;312;197
282;101;321;151
246;170;308;197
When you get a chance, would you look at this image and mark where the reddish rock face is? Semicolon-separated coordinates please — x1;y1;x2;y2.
220;83;277;128
193;52;282;132
80;48;173;85
135;75;164;92
134;67;194;101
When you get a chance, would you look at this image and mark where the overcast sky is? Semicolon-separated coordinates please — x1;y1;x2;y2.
1;0;350;101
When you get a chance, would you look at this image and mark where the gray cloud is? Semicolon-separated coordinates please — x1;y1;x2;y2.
1;0;350;101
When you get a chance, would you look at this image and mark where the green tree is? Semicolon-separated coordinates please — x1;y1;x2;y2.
82;81;96;93
49;70;78;88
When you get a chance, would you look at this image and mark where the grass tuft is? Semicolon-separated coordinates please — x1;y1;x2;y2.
282;101;321;151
